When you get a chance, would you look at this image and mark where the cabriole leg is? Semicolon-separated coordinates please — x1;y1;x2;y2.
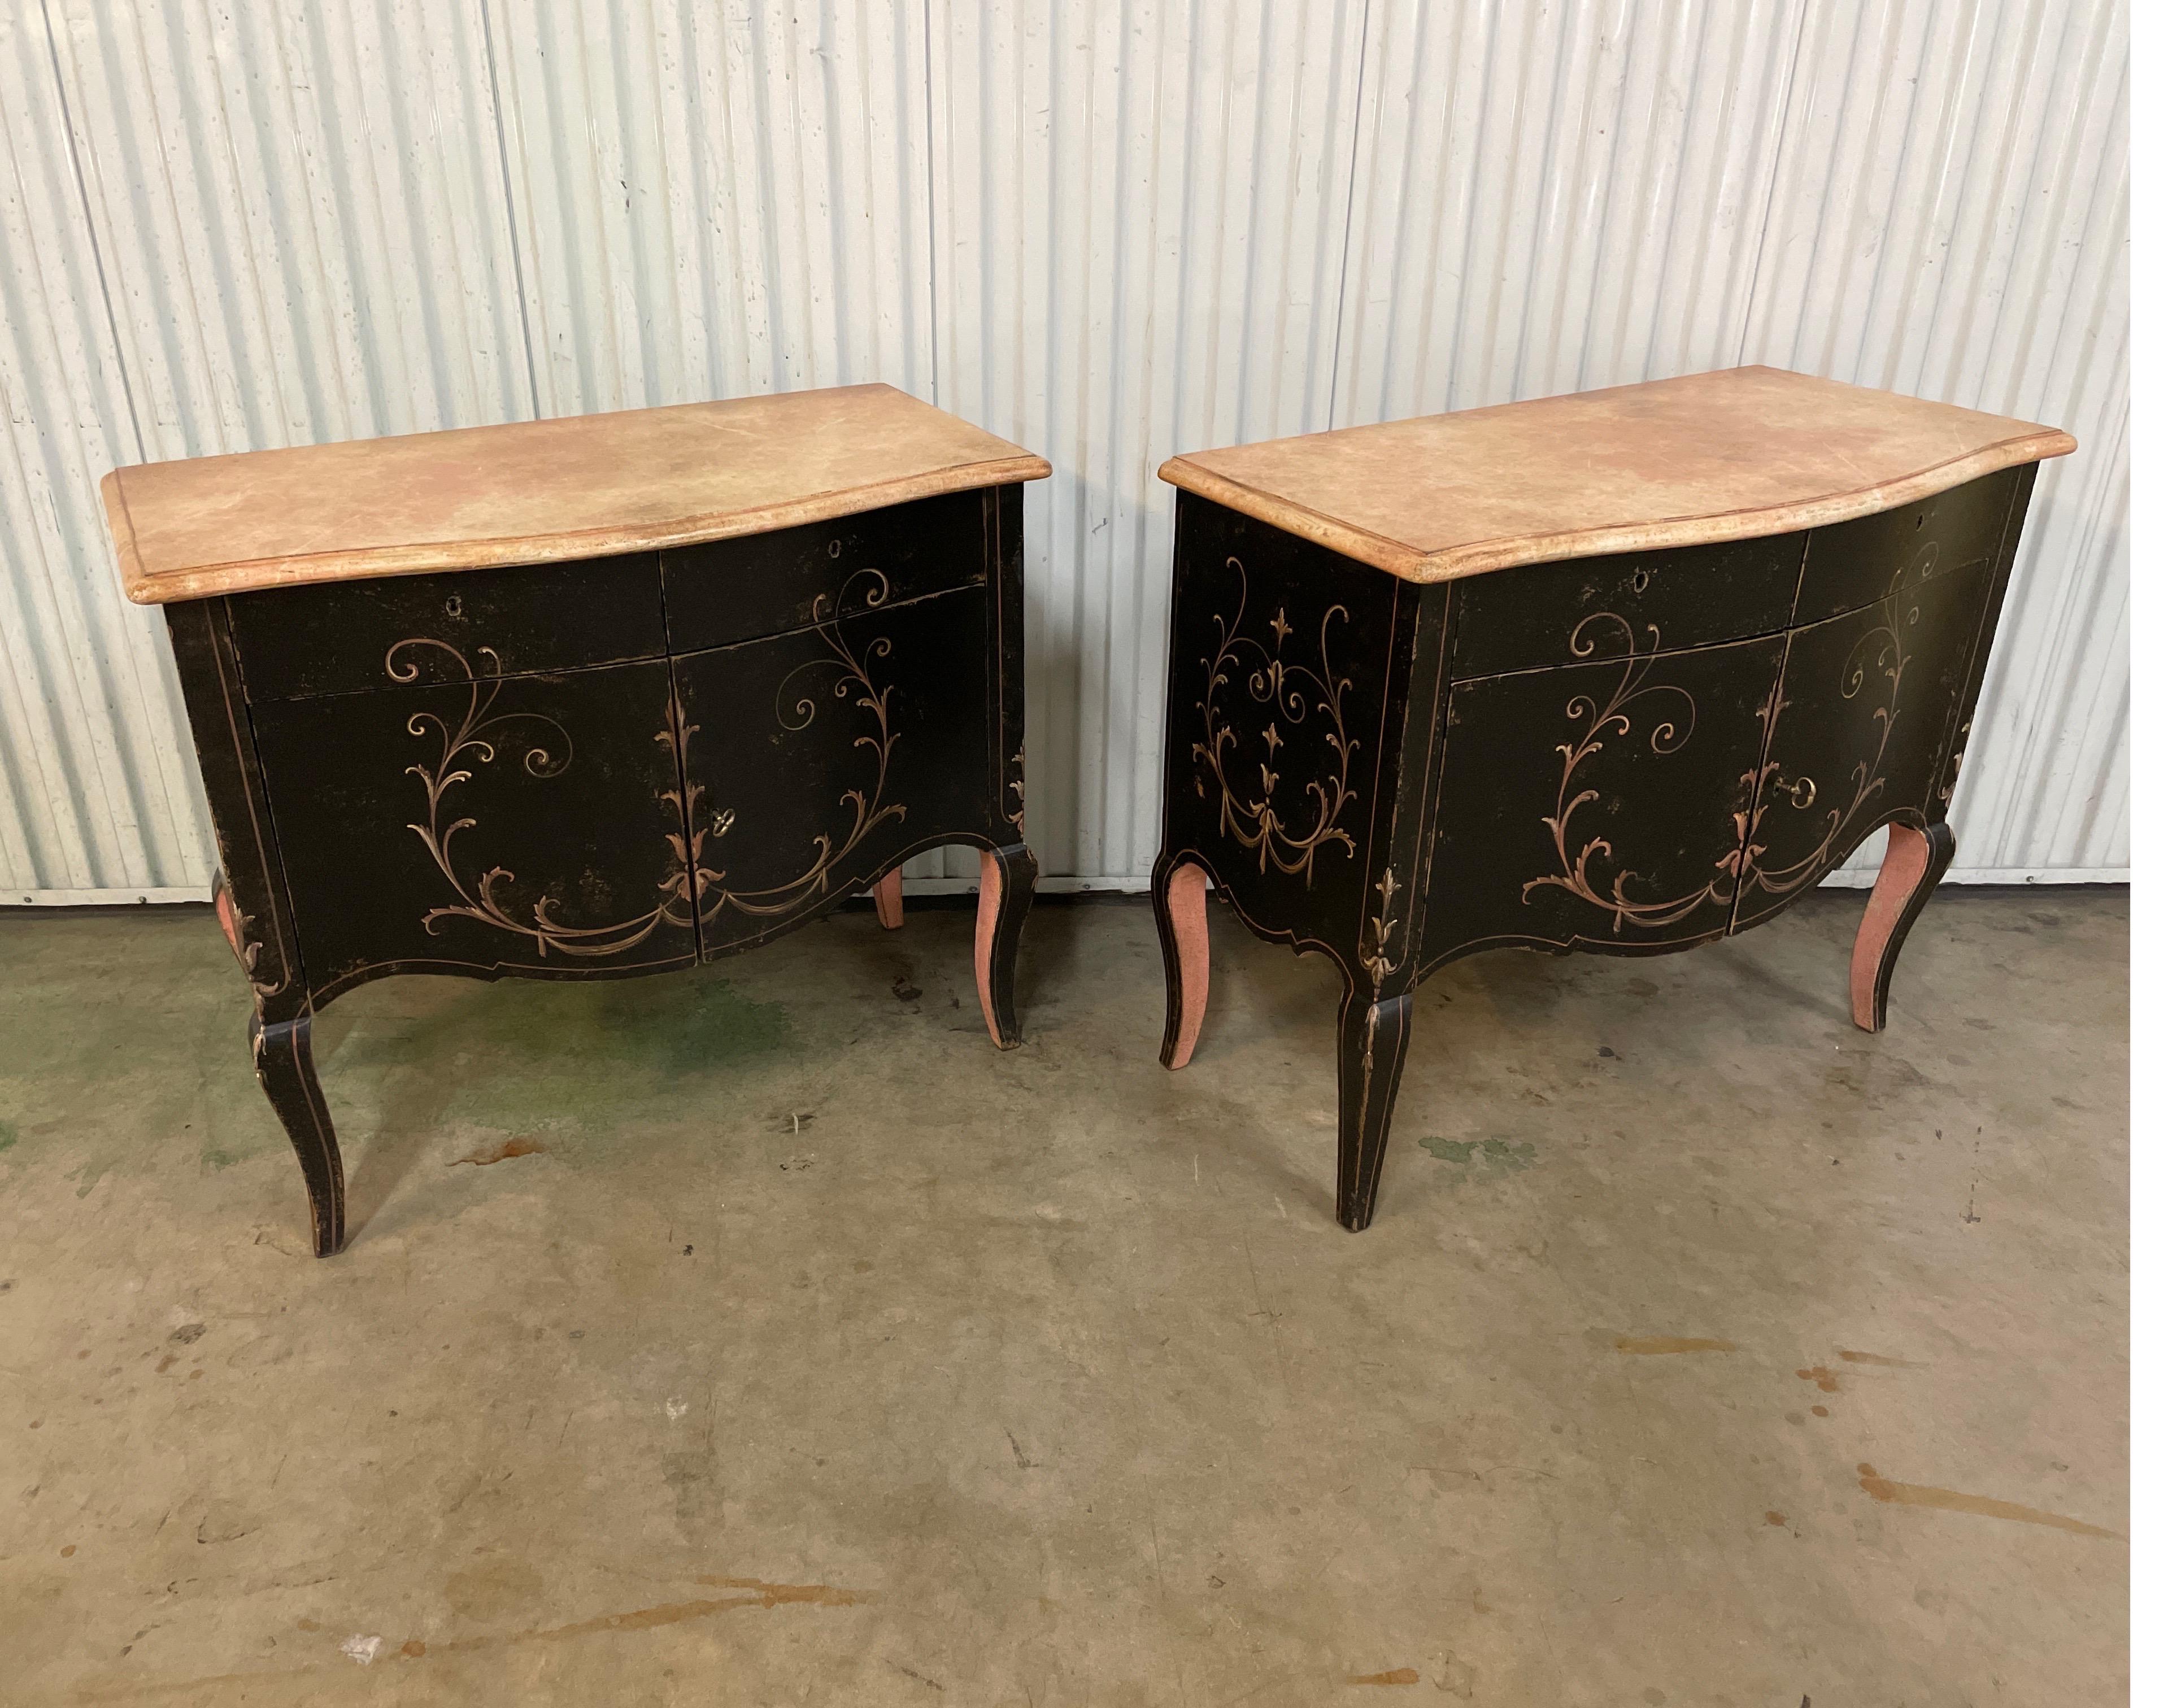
870;867;905;930
1153;860;1211;1069
249;1013;345;1257
1335;988;1414;1232
1850;820;1956;1033
974;843;1038;1049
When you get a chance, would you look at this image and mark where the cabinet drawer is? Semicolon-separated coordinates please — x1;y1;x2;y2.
1796;468;2018;623
1449;531;1804;682
227;553;667;701
663;490;987;653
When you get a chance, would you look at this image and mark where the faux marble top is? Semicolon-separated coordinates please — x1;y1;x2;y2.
106;384;1051;604
1158;365;2073;583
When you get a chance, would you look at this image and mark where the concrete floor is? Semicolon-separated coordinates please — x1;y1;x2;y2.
0;886;2126;1705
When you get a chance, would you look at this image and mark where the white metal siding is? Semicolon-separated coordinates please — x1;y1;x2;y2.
0;0;2127;903
1740;0;2131;878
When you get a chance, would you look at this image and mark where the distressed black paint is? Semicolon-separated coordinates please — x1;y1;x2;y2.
1156;469;2033;1230
227;551;667;700
163;486;1039;1256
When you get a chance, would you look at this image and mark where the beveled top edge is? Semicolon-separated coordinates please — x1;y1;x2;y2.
107;384;1052;605
1157;365;2074;583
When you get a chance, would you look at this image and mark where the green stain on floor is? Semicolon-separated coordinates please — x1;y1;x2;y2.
633;975;796;1078
1420;1136;1538;1180
0;909;800;1199
0;918;239;1194
323;965;798;1156
339;969;790;1078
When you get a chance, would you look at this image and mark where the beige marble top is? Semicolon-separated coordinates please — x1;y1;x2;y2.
1159;365;2073;582
105;384;1051;604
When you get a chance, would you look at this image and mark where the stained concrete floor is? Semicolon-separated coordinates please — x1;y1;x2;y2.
0;887;2126;1705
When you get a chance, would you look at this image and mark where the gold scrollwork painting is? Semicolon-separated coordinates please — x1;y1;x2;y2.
1520;612;1740;933
214;878;282;1011
1521;582;1916;933
389;560;912;956
389;637;686;957
678;566;907;922
1192;556;1359;885
1362;866;1401;991
1740;598;1911;897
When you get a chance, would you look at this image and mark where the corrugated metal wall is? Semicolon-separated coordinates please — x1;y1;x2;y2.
0;0;2127;904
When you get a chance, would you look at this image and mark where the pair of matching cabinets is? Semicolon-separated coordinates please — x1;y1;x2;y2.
107;368;2073;1252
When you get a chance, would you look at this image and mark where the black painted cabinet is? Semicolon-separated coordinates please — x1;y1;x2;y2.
165;485;1039;1256
1155;466;2038;1231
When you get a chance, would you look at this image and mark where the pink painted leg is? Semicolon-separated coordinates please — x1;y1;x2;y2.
971;844;1037;1049
870;867;904;930
1851;821;1950;1032
974;852;1003;1045
1160;864;1211;1069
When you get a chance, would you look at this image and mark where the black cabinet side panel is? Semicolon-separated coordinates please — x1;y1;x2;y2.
164;599;309;1022
986;483;1030;842
1159;496;1403;964
1927;464;2036;820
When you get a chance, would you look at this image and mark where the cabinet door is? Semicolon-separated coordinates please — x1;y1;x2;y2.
253;656;697;1000
673;584;994;956
1735;561;1995;930
1421;625;1786;962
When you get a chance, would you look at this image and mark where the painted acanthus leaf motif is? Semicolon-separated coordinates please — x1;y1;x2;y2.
1192;558;1358;884
1936;716;1971;806
1007;747;1028;831
391;562;916;955
214;877;281;1010
1362;866;1401;990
